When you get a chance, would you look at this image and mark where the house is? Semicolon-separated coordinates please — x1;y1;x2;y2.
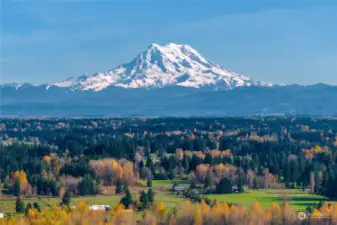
232;185;239;193
0;211;4;219
172;186;185;192
89;205;111;211
232;185;247;193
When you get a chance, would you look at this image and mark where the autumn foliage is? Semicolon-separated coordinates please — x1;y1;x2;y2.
3;200;337;225
302;145;329;159
10;170;31;195
89;158;138;186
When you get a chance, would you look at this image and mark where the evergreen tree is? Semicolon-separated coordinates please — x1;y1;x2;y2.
146;155;154;172
168;168;176;180
139;190;148;209
321;170;329;195
147;188;155;204
284;163;291;188
234;156;242;168
62;190;71;207
252;154;260;169
216;177;232;194
223;156;233;164
204;153;213;165
204;170;213;188
78;175;95;195
123;182;129;193
213;156;222;165
15;196;25;213
147;178;152;188
253;176;259;190
237;172;244;193
14;180;20;196
290;159;300;188
183;155;190;172
190;154;203;171
116;179;123;194
325;178;337;198
120;189;133;208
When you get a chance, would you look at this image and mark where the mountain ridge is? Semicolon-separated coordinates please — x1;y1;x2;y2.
2;43;274;91
1;84;337;116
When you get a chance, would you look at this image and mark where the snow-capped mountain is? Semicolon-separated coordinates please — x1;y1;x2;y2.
51;43;272;91
2;42;337;116
1;83;22;89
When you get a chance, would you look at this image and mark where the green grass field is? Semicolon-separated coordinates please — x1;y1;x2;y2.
0;180;186;215
1;180;334;215
144;179;190;188
206;189;331;211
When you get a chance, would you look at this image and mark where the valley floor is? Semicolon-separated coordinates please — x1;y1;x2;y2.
0;180;331;216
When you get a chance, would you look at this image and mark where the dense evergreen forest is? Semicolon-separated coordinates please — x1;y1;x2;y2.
1;117;337;199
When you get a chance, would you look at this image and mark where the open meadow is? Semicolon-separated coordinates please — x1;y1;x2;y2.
206;189;330;212
1;180;333;215
0;180;187;215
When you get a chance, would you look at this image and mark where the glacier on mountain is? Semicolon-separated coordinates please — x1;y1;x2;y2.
51;43;272;91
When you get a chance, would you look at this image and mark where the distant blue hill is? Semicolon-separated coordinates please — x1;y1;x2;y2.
1;84;336;116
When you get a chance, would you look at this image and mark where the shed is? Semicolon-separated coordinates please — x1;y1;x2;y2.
173;186;185;192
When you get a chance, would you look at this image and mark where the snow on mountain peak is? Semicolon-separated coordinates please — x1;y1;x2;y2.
52;43;272;91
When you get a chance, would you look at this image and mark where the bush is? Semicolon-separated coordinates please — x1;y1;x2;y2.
15;196;25;213
154;173;168;180
62;190;72;206
204;188;215;194
184;189;201;202
33;202;41;212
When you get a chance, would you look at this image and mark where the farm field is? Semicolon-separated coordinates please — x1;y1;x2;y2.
0;180;186;215
1;183;332;216
206;189;331;212
1;177;333;215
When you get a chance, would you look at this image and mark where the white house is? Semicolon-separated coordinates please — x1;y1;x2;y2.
89;205;111;211
0;211;4;219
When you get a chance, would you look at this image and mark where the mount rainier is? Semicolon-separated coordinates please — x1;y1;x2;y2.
50;43;272;91
1;43;336;116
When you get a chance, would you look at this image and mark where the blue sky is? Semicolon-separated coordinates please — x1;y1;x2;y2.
2;0;337;85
